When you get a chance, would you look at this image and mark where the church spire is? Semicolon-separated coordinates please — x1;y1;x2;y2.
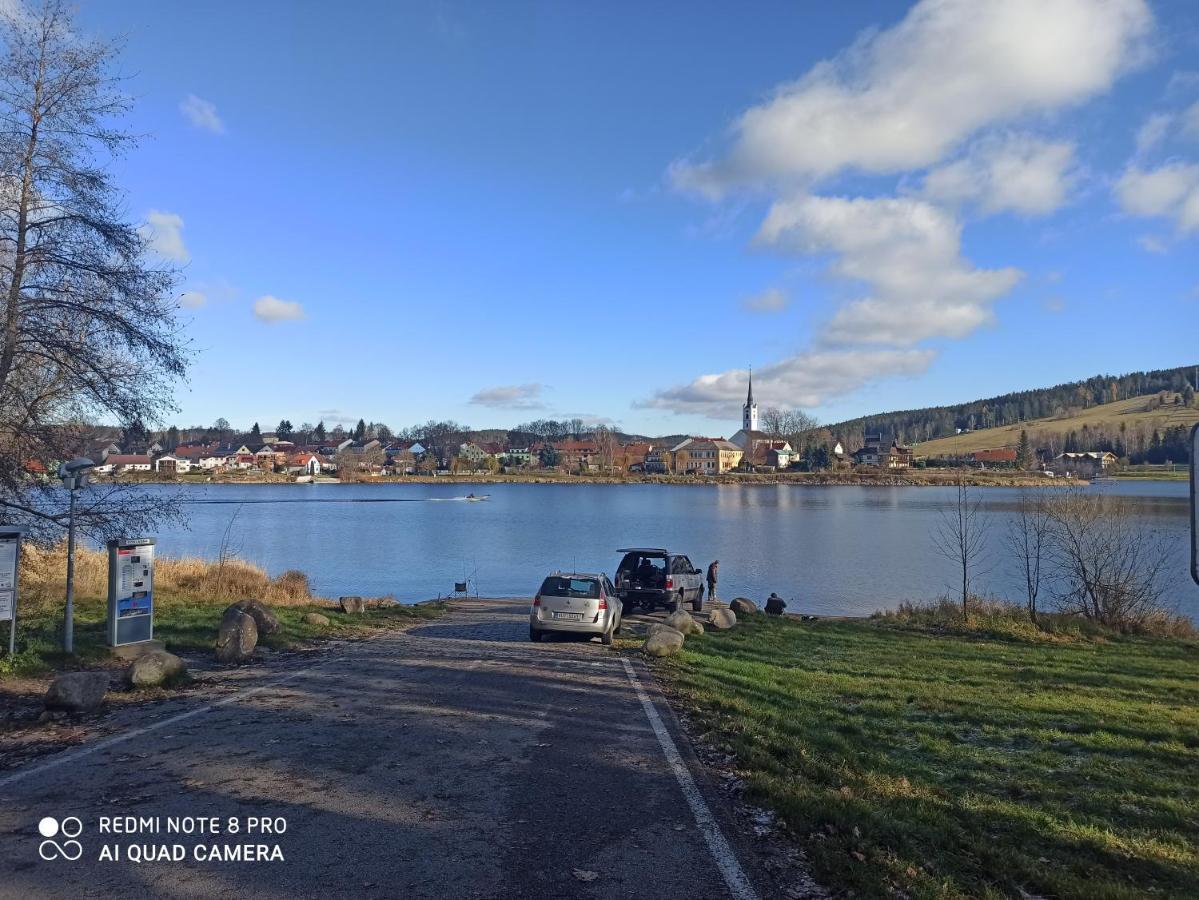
742;367;758;433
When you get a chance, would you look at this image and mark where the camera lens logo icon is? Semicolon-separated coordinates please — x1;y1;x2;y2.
38;816;83;861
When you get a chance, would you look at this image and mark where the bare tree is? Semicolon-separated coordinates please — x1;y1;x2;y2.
932;473;988;618
761;407;819;449
1043;487;1175;630
0;1;187;541
593;425;617;471
1005;489;1051;624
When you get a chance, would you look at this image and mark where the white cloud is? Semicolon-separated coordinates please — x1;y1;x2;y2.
671;0;1151;195
1115;163;1199;232
1135;112;1174;154
756;194;1022;345
252;295;306;323
180;94;225;134
469;383;546;409
642;349;935;418
179;291;206;309
1183;100;1199;141
1136;234;1168;254
138;210;189;262
922;134;1076;216
740;287;789;314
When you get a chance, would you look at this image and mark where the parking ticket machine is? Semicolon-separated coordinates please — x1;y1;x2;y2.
107;537;156;647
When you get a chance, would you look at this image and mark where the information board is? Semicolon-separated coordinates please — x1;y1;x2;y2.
0;536;15;622
1192;424;1198;587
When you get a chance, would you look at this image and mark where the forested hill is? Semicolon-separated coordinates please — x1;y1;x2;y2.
827;365;1199;447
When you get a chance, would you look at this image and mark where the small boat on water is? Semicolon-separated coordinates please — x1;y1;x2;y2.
464;493;490;502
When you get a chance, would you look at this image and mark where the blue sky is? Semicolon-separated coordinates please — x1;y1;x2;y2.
79;0;1199;436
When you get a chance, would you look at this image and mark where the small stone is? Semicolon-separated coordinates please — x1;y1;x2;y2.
127;651;188;689
303;612;331;626
44;672;109;712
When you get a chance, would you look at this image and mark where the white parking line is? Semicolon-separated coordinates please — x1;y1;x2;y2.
620;657;759;900
0;662;332;792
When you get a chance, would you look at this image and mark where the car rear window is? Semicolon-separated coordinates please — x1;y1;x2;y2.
540;577;601;598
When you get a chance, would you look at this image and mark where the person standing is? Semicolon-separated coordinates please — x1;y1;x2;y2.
706;560;719;602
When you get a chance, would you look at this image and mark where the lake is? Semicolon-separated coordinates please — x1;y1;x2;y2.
115;480;1198;621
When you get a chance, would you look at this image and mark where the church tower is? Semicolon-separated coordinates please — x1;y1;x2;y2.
742;369;758;433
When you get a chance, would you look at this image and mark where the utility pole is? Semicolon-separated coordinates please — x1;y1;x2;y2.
58;458;95;654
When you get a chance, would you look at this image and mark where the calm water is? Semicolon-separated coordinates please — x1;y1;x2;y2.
111;480;1197;620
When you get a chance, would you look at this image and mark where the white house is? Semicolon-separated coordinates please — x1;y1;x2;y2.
153;454;192;474
97;454;152;474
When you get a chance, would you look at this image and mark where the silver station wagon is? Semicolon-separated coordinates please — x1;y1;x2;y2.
529;571;623;644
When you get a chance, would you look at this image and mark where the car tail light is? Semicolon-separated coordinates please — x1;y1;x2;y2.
598;595;608;610
533;595;541;607
665;578;673;590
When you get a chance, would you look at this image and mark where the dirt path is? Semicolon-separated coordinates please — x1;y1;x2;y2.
0;599;789;899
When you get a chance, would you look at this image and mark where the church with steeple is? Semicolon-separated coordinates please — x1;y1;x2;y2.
730;369;792;464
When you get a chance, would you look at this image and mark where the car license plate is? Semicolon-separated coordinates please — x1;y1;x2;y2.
553;612;583;621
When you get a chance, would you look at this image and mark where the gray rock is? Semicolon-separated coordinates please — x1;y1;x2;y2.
303;612;331;626
127;650;187;688
710;608;737;630
643;628;686;658
339;596;366;614
646;623;686;640
729;597;759;616
664;609;704;636
228;599;281;635
44;672;109;712
215;608;258;663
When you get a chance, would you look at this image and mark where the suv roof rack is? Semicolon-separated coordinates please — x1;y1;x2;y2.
616;547;669;554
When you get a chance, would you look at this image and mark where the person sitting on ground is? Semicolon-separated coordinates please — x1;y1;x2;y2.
765;592;787;616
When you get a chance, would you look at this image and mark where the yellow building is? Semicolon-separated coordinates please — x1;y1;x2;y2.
671;438;743;474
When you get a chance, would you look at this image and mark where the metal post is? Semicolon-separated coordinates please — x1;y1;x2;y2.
64;485;77;654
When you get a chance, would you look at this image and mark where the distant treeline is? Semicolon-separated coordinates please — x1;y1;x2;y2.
828;365;1198;449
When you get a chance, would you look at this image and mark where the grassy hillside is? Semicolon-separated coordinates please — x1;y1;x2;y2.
654;611;1199;899
913;392;1199;457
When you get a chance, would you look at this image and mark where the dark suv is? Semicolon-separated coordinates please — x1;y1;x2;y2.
614;548;704;613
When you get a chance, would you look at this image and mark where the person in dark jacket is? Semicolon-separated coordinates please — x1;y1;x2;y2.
706;560;719;602
765;592;787;616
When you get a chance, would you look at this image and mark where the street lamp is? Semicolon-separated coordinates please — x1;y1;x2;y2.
58;457;94;654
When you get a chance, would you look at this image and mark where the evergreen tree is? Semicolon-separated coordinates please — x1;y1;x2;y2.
250;422;261;438
313;421;326;441
165;426;180;451
354;419;366;441
1015;429;1032;469
277;419;293;438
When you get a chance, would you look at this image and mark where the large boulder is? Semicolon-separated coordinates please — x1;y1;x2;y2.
303;612;331;626
44;672;109;712
646;623;686;640
215;608;258;663
127;651;187;689
710;608;737;630
228;599;281;635
729;597;759;616
643;628;686;658
339;596;366;614
664;609;704;636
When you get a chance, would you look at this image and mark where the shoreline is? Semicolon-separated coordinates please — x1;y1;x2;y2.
96;470;1095;488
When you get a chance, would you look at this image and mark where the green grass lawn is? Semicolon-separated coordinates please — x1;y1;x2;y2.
0;592;446;679
653;616;1199;899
